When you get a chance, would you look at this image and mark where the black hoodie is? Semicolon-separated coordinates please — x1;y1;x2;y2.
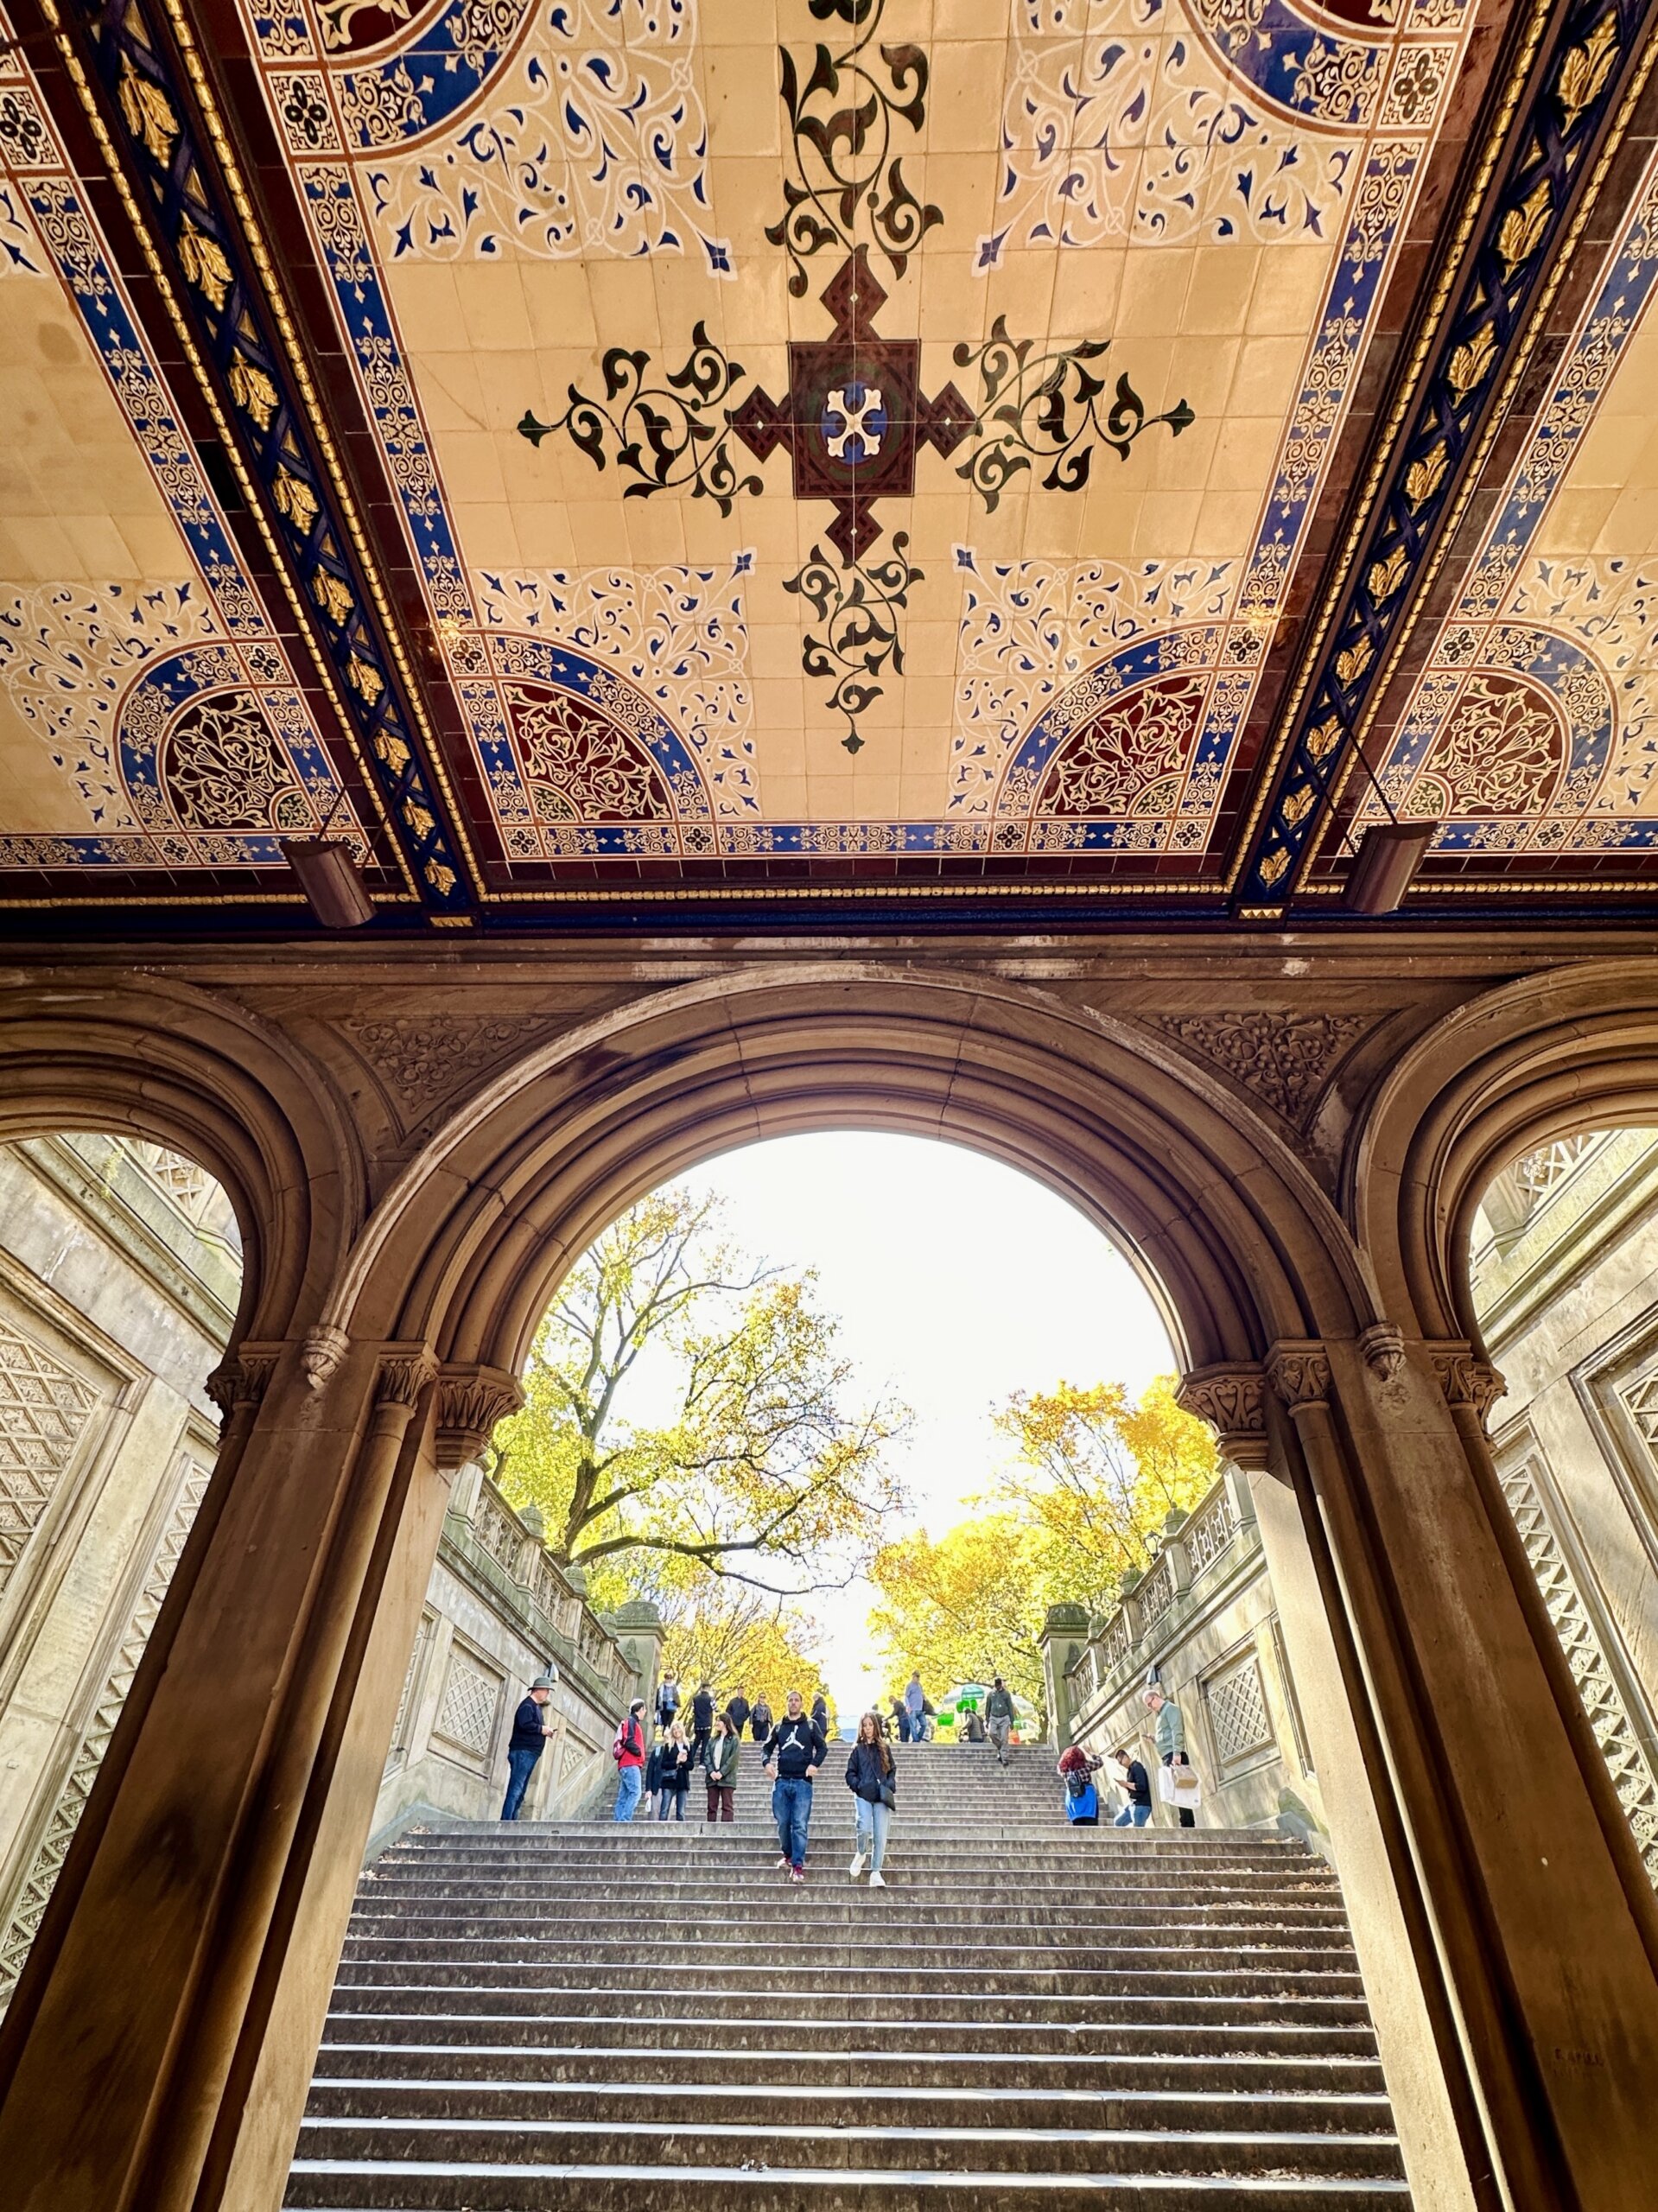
763;1712;826;1779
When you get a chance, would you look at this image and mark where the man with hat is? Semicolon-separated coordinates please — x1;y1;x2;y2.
501;1664;559;1821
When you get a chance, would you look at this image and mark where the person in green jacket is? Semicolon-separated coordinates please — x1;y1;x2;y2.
985;1677;1016;1767
703;1710;740;1823
1144;1684;1196;1827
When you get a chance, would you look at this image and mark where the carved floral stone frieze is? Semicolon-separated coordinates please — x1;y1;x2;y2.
339;1013;553;1125
1150;1012;1377;1126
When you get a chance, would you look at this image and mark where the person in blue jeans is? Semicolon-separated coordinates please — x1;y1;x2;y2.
612;1698;647;1821
762;1688;826;1883
1110;1743;1153;1827
499;1669;557;1820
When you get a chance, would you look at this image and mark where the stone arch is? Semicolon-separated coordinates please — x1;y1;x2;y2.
324;965;1377;1385
1353;957;1658;1355
0;976;362;1347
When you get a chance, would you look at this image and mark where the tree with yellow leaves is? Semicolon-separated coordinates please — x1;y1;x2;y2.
867;1514;1051;1724
992;1376;1218;1605
492;1186;909;1598
656;1585;832;1722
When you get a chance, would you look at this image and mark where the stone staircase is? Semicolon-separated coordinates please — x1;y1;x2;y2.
286;1742;1410;2208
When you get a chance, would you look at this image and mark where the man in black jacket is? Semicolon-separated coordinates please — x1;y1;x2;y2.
689;1680;715;1765
499;1669;556;1820
762;1688;826;1882
725;1688;751;1737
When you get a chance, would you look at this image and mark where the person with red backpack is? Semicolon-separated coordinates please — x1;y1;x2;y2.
613;1697;647;1822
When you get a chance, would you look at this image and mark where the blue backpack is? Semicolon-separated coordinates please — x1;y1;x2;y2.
1064;1773;1098;1821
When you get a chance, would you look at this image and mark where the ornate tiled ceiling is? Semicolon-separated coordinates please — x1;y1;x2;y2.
0;0;1654;929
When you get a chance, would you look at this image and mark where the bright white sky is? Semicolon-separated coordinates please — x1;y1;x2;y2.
676;1131;1174;1720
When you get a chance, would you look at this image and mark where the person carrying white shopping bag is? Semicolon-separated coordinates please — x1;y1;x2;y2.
1144;1684;1199;1827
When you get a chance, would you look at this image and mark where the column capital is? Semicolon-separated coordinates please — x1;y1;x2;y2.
1176;1362;1268;1467
1267;1340;1332;1414
1426;1343;1507;1433
435;1363;524;1470
206;1342;280;1428
374;1345;439;1411
299;1325;350;1392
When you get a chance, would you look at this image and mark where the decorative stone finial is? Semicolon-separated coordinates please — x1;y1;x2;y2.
1359;1323;1406;1382
299;1325;349;1392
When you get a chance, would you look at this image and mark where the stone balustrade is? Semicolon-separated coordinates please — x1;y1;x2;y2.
1051;1465;1328;1842
370;1471;657;1846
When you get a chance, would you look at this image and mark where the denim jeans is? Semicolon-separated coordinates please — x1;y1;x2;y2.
773;1774;813;1867
895;1709;912;1744
657;1786;685;1821
613;1764;642;1822
854;1795;891;1872
500;1745;540;1821
1114;1802;1151;1827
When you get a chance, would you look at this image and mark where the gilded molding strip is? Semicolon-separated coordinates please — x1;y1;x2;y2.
1232;0;1658;914
58;0;476;914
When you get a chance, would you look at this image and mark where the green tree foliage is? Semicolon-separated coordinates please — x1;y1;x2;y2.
492;1187;908;1598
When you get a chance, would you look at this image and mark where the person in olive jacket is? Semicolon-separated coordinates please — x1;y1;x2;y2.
703;1710;740;1821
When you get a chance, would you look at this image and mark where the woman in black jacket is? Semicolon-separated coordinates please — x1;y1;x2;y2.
845;1711;895;1887
656;1721;692;1821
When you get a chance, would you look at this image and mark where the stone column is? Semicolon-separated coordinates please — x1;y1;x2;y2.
1267;1333;1658;2212
602;1597;664;1713
1039;1603;1089;1746
0;1338;518;2212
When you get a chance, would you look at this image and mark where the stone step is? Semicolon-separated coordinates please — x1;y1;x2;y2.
287;2163;1411;2210
290;2112;1407;2181
313;2040;1388;2094
325;1984;1377;2027
302;2076;1398;2138
348;1906;1351;1939
338;1937;1362;1973
335;1964;1368;2004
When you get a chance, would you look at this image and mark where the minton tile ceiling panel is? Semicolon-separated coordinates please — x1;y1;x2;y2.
0;15;374;878
242;0;1474;868
1335;153;1658;886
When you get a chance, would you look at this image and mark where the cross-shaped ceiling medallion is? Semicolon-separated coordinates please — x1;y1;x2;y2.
519;0;1194;753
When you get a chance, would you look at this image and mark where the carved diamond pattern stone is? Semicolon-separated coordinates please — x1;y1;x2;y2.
0;1320;102;1593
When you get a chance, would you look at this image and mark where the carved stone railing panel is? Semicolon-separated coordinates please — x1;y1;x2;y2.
472;1487;527;1581
1136;1550;1177;1634
1102;1607;1134;1677
1183;1484;1237;1578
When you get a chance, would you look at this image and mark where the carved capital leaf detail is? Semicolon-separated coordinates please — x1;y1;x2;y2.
1429;1344;1507;1431
1151;1011;1375;1125
1177;1363;1267;1466
1267;1341;1332;1412
206;1343;278;1426
436;1364;524;1469
376;1346;438;1410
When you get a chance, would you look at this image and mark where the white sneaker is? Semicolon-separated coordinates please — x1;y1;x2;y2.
775;1855;789;1869
848;1850;865;1878
868;1871;886;1887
